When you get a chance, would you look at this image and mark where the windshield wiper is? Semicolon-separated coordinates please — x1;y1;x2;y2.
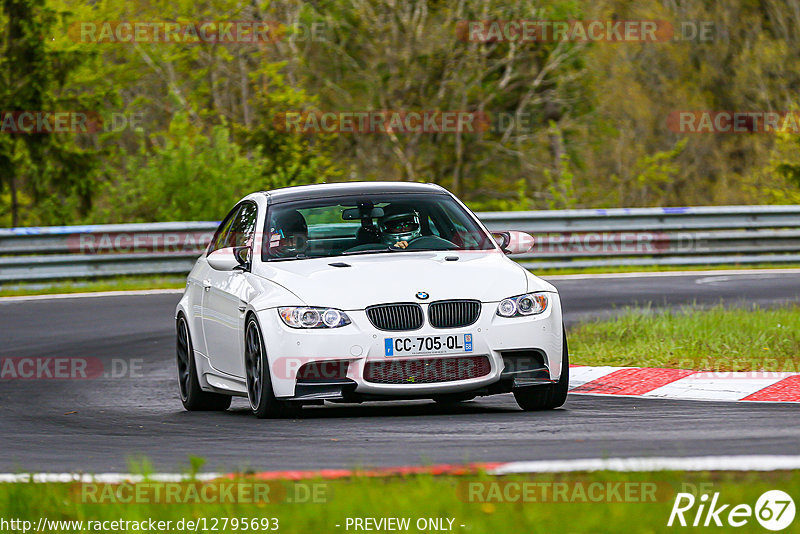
266;254;311;262
267;247;458;261
395;247;453;252
341;247;396;256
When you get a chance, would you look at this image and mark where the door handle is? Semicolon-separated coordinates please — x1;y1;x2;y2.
202;279;211;291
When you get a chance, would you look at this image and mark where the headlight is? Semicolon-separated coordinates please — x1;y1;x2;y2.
496;293;548;317
278;307;352;328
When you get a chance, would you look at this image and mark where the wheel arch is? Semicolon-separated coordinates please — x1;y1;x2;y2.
243;309;266;376
174;307;198;348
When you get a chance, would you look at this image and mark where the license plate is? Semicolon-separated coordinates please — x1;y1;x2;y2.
384;334;473;356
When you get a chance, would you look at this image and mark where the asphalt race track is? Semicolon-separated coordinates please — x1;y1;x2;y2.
1;270;799;473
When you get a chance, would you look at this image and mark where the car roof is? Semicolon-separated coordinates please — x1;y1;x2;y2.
260;181;448;204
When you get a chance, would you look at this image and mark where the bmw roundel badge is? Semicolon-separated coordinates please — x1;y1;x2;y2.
416;291;429;300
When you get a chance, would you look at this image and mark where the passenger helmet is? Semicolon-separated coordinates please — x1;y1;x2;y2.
268;210;308;258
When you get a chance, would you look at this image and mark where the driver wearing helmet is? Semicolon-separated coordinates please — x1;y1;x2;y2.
268;209;308;258
378;207;422;249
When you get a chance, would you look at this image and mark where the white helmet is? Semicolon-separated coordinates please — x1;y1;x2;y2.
378;209;422;245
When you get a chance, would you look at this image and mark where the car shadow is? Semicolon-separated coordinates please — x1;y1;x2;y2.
222;396;570;420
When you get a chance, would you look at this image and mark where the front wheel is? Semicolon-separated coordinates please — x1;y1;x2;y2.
513;329;569;411
245;316;295;419
176;316;232;411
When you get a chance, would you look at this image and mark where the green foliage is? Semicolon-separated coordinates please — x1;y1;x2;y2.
766;131;800;202
629;138;688;206
96;113;290;222
544;137;577;211
746;111;800;204
0;0;106;226
466;179;530;212
235;62;341;191
775;162;800;187
4;0;800;227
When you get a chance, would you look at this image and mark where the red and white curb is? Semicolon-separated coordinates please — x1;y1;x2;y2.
569;365;800;402
5;456;800;483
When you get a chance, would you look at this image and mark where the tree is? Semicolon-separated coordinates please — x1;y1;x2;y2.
97;112;291;222
1;0;104;226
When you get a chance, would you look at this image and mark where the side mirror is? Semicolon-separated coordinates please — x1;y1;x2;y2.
492;231;534;254
233;246;251;270
208;246;251;271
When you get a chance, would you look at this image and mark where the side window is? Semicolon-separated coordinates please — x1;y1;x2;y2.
209;205;241;253
226;202;258;248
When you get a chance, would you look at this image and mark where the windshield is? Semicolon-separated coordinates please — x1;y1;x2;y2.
261;193;495;261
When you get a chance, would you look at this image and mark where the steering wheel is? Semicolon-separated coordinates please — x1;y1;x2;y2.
404;235;458;250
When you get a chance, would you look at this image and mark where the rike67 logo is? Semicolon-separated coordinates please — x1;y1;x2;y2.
668;490;795;530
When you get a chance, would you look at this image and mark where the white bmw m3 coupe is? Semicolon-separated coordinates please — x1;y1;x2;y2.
175;182;568;418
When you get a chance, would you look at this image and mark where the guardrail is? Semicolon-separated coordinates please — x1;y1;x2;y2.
2;205;800;283
480;205;800;270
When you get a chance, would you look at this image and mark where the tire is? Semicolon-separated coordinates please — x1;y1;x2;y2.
245;315;294;419
176;315;232;411
513;329;569;411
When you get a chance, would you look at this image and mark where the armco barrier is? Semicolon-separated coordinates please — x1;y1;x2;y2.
1;205;800;282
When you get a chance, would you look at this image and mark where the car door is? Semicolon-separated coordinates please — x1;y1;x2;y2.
187;205;240;359
201;201;258;377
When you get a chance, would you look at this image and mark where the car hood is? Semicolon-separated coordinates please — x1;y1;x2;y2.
256;250;552;310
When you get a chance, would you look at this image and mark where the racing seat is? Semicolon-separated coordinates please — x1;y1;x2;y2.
356;223;381;244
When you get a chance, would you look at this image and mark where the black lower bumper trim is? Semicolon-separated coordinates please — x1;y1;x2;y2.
292;379;357;401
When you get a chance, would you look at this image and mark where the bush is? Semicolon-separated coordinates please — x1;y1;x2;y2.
96;113;290;222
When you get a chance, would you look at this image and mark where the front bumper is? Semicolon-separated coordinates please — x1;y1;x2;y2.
258;294;563;399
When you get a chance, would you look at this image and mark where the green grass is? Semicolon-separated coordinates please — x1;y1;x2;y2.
0;276;186;297
1;471;798;533
570;304;800;372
